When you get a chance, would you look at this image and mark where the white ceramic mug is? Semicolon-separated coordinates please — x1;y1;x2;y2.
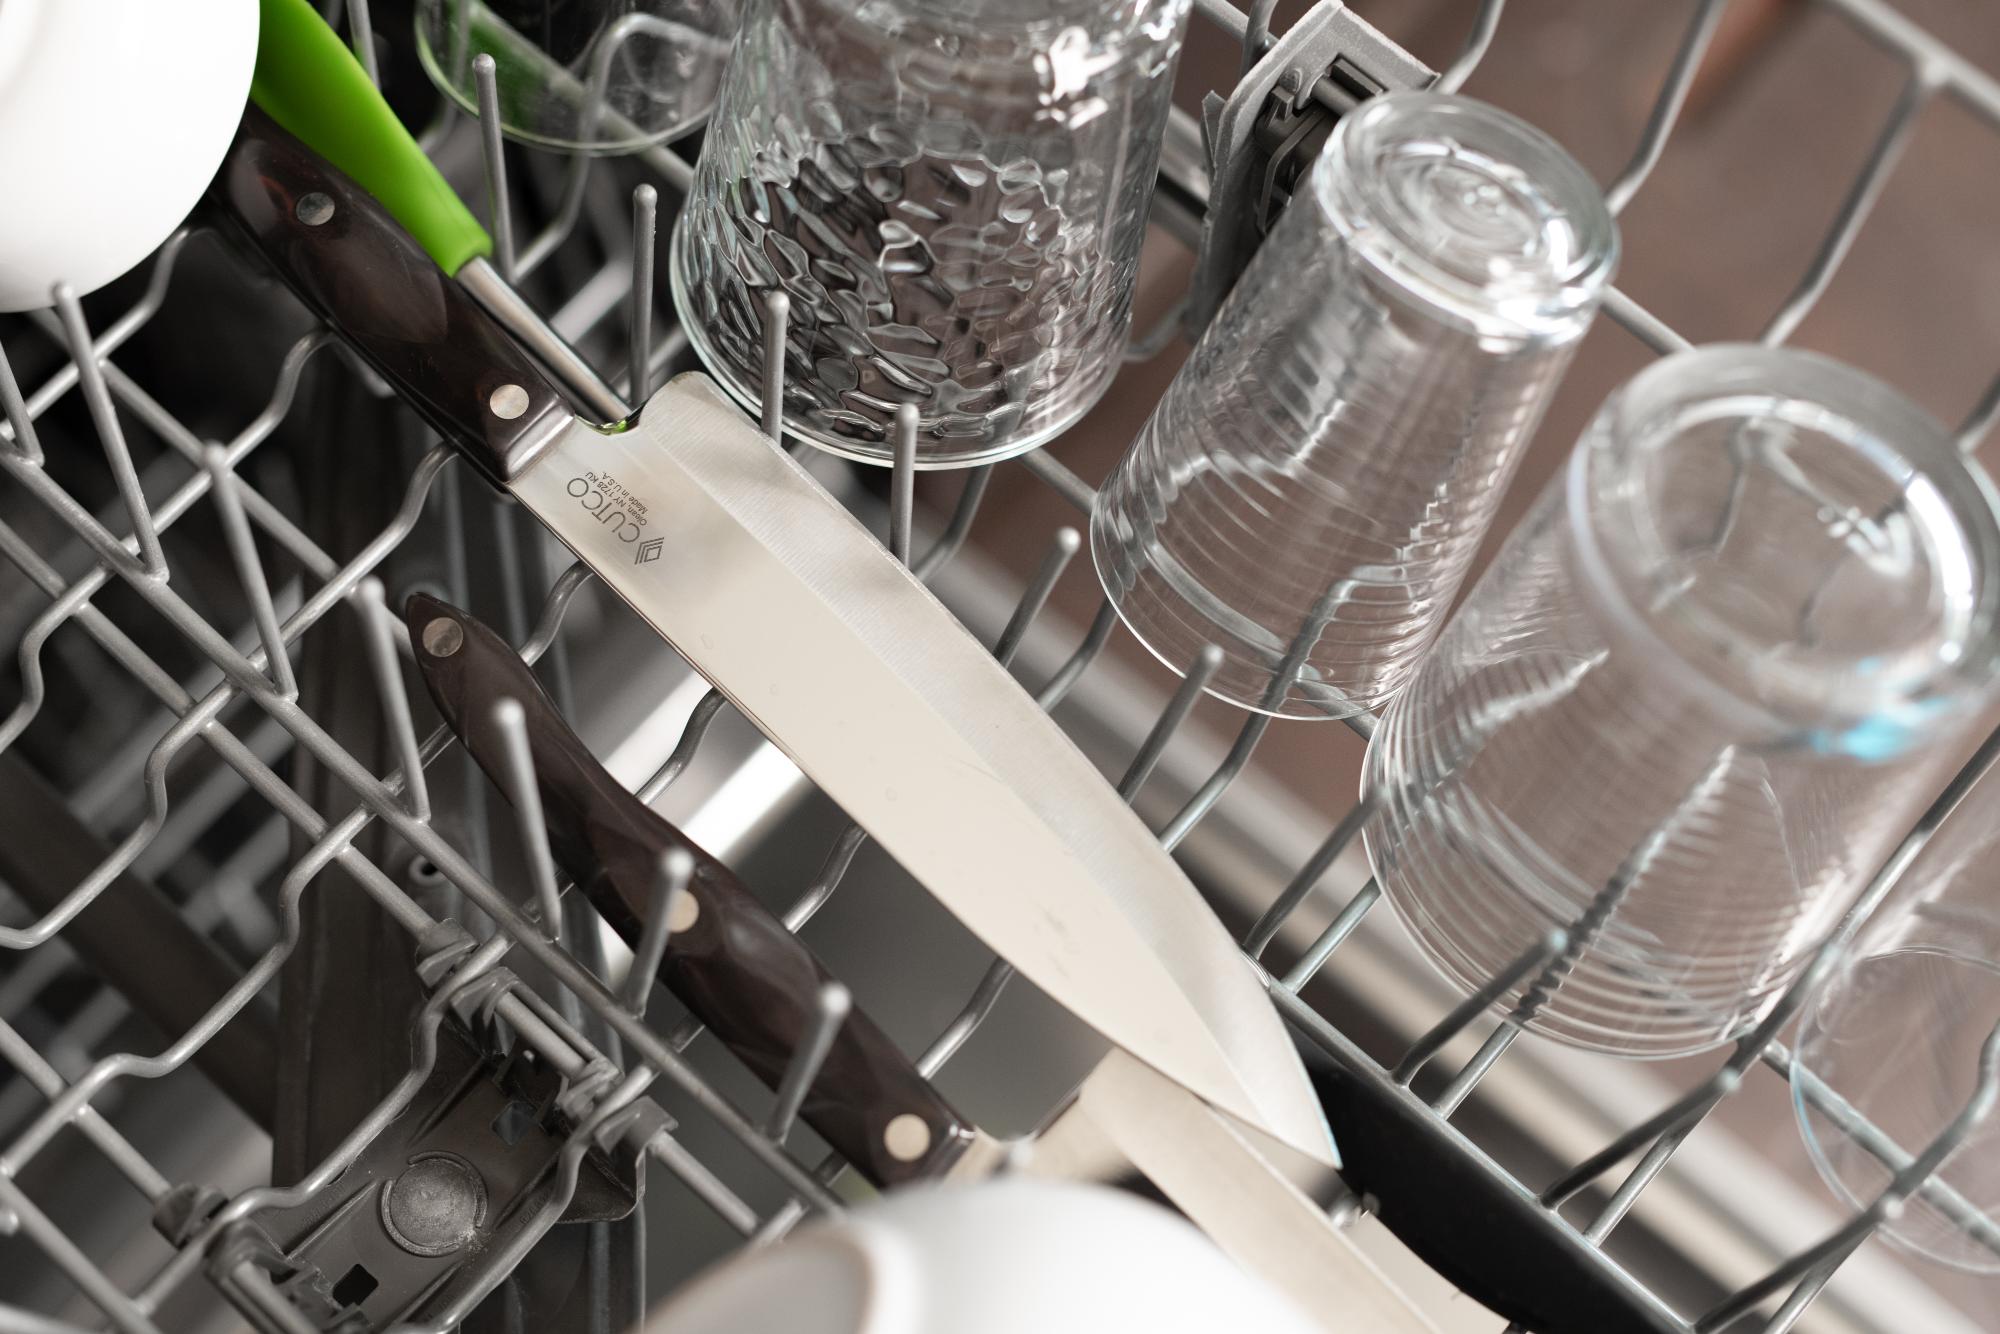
0;0;259;311
643;1180;1327;1334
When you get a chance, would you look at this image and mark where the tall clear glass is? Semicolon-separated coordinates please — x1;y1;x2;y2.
669;0;1190;467
1794;771;2000;1273
1363;346;2000;1058
1090;92;1617;719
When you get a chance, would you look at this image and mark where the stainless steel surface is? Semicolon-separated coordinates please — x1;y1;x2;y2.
2;2;1998;1332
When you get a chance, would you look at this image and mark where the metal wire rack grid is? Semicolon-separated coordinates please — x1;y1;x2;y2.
0;1;1995;1332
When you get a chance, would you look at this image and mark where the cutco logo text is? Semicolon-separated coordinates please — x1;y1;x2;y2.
565;471;651;544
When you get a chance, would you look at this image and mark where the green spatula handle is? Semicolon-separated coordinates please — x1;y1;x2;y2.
250;0;492;276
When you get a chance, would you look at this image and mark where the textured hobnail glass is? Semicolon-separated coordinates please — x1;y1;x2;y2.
670;0;1190;467
1090;92;1616;718
1364;346;2000;1058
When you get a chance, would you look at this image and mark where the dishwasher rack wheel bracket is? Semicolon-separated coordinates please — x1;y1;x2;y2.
1188;0;1432;332
207;1019;644;1333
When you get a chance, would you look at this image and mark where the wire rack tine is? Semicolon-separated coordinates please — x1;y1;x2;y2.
348;0;381;87
1956;366;2000;452
490;697;566;942
1757;1255;1844;1334
0;340;43;464
14;231;191;429
1281;876;1383;992
765;982;851;1141
630;185;659;402
637;688;730;805
53;285;167;579
648;1130;762;1235
994;527;1081;665
889;404;919;563
1018;448;1097;514
623;847;694;1015
1393;930;1566;1088
473;54;518;282
202;445;297;701
354;577;432;822
1435;0;1505;95
913;466;995;579
1034;598;1119;709
1605;0;1730;214
1761;64;1932;345
1158;709;1272;852
1244;793;1376;960
761;291;791;441
1238;0;1280;80
1117;644;1222;800
919;957;1015;1076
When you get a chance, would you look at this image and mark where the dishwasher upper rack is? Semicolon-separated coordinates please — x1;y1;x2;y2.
0;2;1995;1333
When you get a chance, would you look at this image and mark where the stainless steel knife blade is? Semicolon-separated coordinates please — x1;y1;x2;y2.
505;374;1336;1169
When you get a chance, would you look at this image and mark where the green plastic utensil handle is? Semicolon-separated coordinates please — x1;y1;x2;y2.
250;0;491;276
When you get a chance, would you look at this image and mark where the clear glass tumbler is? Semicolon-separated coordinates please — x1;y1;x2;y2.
1090;92;1616;719
418;1;736;153
1363;346;2000;1058
669;0;1190;467
1794;774;2000;1272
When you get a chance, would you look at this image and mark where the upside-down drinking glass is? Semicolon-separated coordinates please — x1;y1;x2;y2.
1090;92;1617;719
1793;769;2000;1273
670;0;1191;467
1363;346;2000;1058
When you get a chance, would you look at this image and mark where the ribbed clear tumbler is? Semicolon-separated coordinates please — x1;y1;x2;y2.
670;0;1190;466
1363;346;2000;1058
1090;92;1616;718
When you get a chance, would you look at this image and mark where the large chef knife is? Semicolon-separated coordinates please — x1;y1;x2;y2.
213;108;1335;1168
407;594;1431;1332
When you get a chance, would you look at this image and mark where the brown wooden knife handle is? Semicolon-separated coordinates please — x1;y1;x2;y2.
402;593;976;1186
210;107;564;484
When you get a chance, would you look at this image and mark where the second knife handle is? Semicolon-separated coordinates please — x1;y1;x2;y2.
404;594;977;1187
212;106;563;483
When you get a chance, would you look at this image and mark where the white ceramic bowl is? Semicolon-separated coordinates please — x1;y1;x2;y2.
642;1180;1328;1334
0;0;258;312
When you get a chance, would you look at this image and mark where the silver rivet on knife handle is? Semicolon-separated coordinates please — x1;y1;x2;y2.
490;384;531;419
884;1113;933;1163
421;616;464;658
295;192;336;226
